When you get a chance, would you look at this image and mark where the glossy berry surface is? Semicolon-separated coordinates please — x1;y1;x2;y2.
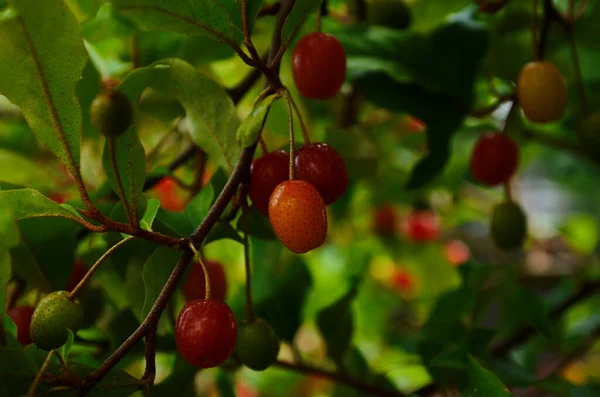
7;306;34;346
183;260;227;302
402;211;440;243
491;201;527;250
30;291;84;351
90;90;133;138
517;61;567;123
292;33;347;100
470;132;519;186
237;318;280;371
269;180;327;254
249;150;289;215
373;204;397;236
66;261;87;292
295;143;348;205
175;299;237;368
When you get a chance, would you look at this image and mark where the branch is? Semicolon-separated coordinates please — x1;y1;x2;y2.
274;360;406;397
258;2;281;17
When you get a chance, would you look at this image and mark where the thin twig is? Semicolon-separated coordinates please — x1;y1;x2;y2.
29;350;56;397
286;88;311;145
142;327;157;386
259;136;269;155
283;92;296;180
188;243;211;300
531;0;541;60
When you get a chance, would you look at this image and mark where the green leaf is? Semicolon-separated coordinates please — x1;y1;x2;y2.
0;150;55;190
282;0;323;48
463;356;512;397
316;281;358;365
237;93;280;148
0;347;38;396
156;209;195;237
119;59;240;171
206;223;243;245
185;185;214;228
506;288;552;338
141;246;181;333
0;0;87;177
59;330;75;361
216;370;236;397
235;207;275;240
113;0;265;46
0;189;87;224
141;198;161;231
152;356;197;397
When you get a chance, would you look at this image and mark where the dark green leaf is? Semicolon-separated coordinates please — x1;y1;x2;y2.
0;347;37;396
463;356;512;397
185;185;214;227
0;0;86;177
216;370;236;397
152;356;197;397
282;0;323;48
205;223;243;245
236;208;275;240
237;93;280;148
155;209;195;237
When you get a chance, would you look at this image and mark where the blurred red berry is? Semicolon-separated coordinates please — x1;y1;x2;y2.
444;240;471;266
391;270;414;293
155;177;186;212
402;211;440;242
373;205;397;236
7;306;34;346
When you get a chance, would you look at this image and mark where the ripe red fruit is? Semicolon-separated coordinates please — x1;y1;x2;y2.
175;300;237;368
373;204;397;236
391;270;414;293
49;193;67;204
269;180;327;254
402;211;440;242
66;261;87;292
155;177;186;212
470;133;519;186
7;306;34;346
183;260;227;302
249;150;289;215
292;32;347;100
295;143;348;205
444;240;471;266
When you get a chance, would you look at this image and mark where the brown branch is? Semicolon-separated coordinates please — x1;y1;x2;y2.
258;2;281;17
274;360;406;397
142;327;157;386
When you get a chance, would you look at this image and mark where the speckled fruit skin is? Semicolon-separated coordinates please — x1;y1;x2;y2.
183;260;227;302
295;143;348;205
470;132;519;186
30;291;84;351
237;318;280;371
175;299;237;368
491;201;528;250
90;90;133;138
292;33;347;100
249;150;289;215
403;211;440;243
517;61;567;123
373;205;397;236
7;306;34;346
268;180;327;254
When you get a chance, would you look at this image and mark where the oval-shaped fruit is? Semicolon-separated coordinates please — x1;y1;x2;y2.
269;180;327;254
175;299;237;368
517;61;567;123
402;211;440;243
7;306;34;346
66;261;87;292
237;318;280;371
183;260;227;302
90;90;133;138
373;204;397;236
470;132;519;186
295;143;348;205
30;291;84;351
577;111;600;158
490;201;527;250
292;33;347;100
249;151;289;215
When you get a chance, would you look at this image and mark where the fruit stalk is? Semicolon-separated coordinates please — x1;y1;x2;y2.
242;208;254;321
189;243;212;300
284;93;297;180
28;350;57;397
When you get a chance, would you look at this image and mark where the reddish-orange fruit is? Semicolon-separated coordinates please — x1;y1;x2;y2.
391;269;414;293
155;177;186;212
444;240;471;266
268;180;327;254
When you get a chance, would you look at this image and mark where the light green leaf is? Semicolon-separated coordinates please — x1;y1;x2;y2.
141;198;161;231
113;0;264;45
463;356;512;397
0;0;87;177
141;246;181;333
237;93;280;148
0;189;86;224
281;0;323;48
185;185;214;228
0;150;56;190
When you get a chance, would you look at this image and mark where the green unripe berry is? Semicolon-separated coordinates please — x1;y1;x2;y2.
490;201;528;250
577;111;600;158
30;291;84;351
90;90;133;138
236;318;280;371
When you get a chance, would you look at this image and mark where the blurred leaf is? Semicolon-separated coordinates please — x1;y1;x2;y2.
141;246;181;333
156;209;195;237
216;370;236;397
152;356;197;397
59;330;75;361
317;280;358;365
0;0;86;177
0;150;55;191
0;243;10;322
0;347;37;396
463;356;512;397
281;0;323;48
77;61;102;138
112;0;265;45
325;127;378;180
237;93;280;148
185;185;214;227
505;288;552;338
0;189;87;224
205;223;243;245
236;208;275;240
66;0;103;23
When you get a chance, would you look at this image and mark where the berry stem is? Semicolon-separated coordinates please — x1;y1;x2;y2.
316;5;323;33
242;207;254;321
283;93;297;180
286;88;311;145
189;243;211;300
68;236;135;300
28;350;56;397
531;0;541;60
108;138;139;231
259;136;269;155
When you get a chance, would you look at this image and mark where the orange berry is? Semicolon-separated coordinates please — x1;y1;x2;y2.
268;180;327;254
517;61;567;123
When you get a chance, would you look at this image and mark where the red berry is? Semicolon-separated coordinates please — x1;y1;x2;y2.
444;240;471;266
155;177;186;212
295;143;348;205
49;193;67;204
175;300;237;368
402;211;440;243
470;133;519;186
249;151;289;215
373;204;397;236
66;261;87;292
292;32;347;100
7;306;34;346
269;180;327;254
183;260;227;302
391;270;414;292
